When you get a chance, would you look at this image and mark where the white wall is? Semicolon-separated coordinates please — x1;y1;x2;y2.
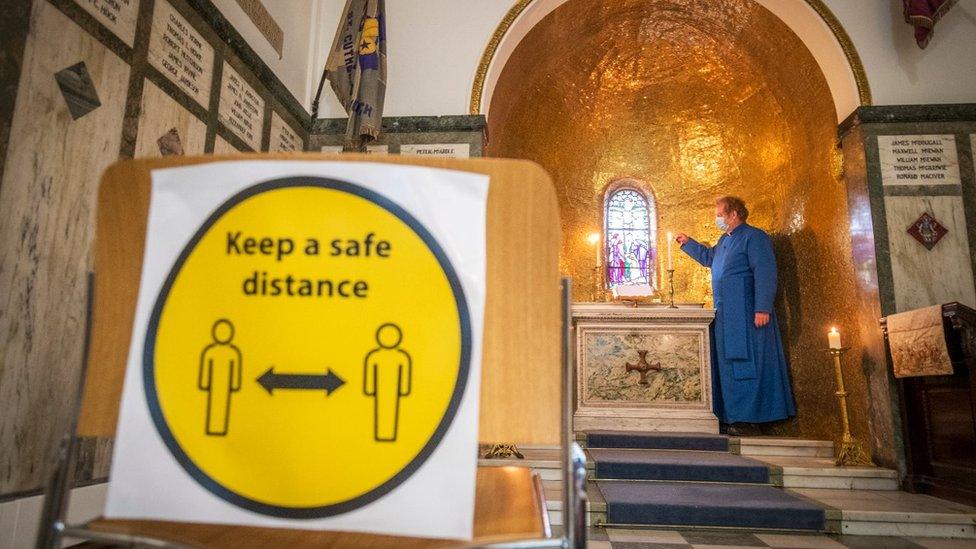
310;0;976;120
0;484;107;548
311;0;506;118
824;0;976;107
210;0;319;107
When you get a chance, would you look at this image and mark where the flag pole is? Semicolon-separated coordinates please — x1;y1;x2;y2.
310;67;329;119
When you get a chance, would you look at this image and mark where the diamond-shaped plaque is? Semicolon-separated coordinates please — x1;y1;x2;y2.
54;62;101;120
157;127;184;156
907;212;948;250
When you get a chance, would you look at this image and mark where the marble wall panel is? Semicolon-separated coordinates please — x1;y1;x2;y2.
582;331;702;404
309;116;487;157
884;194;976;311
843;124;901;471
148;0;214;108
0;0;129;495
399;143;470;158
133;79;206;158
268;110;302;152
72;0;140;47
212;134;243;154
217;62;264;151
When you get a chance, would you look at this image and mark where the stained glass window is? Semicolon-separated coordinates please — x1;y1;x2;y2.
605;188;656;289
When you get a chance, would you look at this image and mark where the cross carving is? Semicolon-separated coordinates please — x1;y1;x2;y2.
625;350;661;386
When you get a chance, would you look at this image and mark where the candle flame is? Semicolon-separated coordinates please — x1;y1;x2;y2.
587;232;600;245
830;327;838;334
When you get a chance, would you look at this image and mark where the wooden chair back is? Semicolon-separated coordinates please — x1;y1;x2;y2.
76;154;562;447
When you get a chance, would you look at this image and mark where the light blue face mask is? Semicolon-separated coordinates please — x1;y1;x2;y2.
716;216;729;232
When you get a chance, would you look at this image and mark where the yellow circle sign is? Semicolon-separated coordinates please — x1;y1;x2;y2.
144;177;471;517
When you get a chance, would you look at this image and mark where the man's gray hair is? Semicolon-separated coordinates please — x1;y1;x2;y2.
717;196;749;222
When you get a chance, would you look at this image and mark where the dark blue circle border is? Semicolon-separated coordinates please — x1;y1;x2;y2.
143;176;473;519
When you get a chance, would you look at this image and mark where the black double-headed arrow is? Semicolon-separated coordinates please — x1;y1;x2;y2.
256;367;346;396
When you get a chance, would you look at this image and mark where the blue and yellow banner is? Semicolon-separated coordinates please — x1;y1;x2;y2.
320;0;387;146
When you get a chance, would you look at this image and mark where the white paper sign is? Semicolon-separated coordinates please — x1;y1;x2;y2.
106;161;487;540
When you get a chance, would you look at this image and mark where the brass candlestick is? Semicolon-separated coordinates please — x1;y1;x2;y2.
666;269;676;308
827;347;872;466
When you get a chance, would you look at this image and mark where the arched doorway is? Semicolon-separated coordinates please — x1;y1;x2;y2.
482;0;869;444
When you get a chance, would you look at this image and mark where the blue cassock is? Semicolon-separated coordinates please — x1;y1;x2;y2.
680;223;796;424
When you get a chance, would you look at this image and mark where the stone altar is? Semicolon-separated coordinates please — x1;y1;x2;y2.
573;303;718;433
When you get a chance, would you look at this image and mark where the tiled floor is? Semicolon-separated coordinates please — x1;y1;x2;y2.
555;527;976;548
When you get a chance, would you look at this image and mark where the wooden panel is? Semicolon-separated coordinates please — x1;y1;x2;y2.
76;155;562;445
87;466;545;547
133;79;207;158
891;303;976;505
0;0;129;494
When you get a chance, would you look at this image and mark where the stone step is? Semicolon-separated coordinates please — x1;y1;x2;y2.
794;488;976;539
754;455;900;490
594;480;826;531
584;431;730;452
543;479;606;526
544;481;976;539
478;446;590;482
480;445;898;490
589;448;771;484
736;436;835;458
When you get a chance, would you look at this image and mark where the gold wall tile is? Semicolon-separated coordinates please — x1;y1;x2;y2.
487;0;870;445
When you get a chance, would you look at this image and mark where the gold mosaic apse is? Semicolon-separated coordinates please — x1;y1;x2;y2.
486;0;869;444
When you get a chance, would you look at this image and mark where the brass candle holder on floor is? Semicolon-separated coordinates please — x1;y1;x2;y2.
666;269;676;308
482;443;524;459
827;347;872;466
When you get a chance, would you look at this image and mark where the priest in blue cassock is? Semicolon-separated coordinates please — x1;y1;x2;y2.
676;196;795;434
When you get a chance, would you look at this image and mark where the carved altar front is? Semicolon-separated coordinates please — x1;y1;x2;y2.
573;303;718;433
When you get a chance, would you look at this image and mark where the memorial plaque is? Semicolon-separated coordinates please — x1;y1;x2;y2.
268;112;303;153
148;0;215;108
400;143;470;158
73;0;140;46
320;145;343;153
217;63;265;151
366;144;388;155
878;135;961;186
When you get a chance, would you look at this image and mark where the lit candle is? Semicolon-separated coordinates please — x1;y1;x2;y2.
666;231;673;271
587;232;601;267
828;327;842;349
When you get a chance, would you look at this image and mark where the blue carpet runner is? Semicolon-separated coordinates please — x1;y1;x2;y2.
596;481;826;530
588;431;826;530
589;449;770;483
587;430;730;452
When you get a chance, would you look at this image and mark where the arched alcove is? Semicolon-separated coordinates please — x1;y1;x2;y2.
472;0;869;121
484;0;868;444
